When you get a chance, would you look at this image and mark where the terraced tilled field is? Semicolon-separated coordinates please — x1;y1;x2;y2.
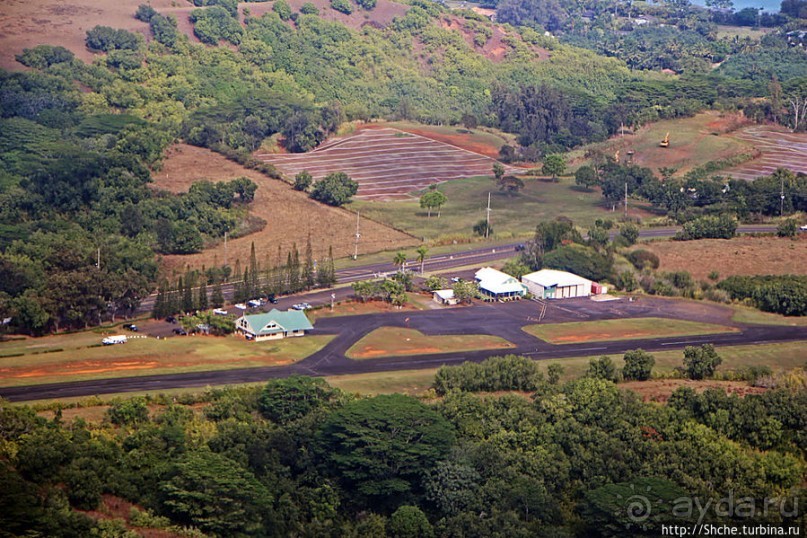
257;127;514;200
724;126;807;180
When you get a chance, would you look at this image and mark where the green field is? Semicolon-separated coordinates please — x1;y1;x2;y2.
566;111;751;176
523;317;739;345
730;305;807;327
350;175;610;242
0;334;334;388
346;327;515;359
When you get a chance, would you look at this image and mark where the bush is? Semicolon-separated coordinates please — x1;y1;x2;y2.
619;223;640;246
300;2;319;14
622;349;655;381
106;397;149;425
356;0;378;9
472;219;493;237
675;215;737;240
627;249;660;270
273;0;293;20
331;0;353;14
135;4;157;22
543;244;613;282
86;26;142;52
683;344;722;380
777;219;798;238
586;356;619;382
433;355;544;395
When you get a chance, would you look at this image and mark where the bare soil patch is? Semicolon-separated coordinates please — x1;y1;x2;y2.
620;379;766;403
0;0;190;70
639;235;807;281
437;15;550;64
258;127;515;200
152;143;416;275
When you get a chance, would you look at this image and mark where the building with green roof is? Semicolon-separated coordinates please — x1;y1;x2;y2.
235;309;314;341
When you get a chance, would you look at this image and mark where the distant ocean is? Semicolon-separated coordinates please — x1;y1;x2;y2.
689;0;782;12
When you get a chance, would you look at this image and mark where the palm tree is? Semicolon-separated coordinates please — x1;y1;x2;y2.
393;251;407;273
415;246;429;274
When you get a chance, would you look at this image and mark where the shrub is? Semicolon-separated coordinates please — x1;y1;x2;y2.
627;249;660;270
331;0;353;14
622;349;655;381
300;2;319;14
675;214;737;240
433;355;544;395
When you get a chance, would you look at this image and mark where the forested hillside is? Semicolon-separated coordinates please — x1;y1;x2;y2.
1;365;806;536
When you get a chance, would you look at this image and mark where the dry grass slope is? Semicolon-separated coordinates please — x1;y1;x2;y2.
152;143;417;275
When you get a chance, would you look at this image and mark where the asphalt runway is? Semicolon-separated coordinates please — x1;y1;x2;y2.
2;296;804;402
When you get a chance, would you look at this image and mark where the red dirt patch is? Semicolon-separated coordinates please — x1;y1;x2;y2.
82;495;186;538
152;143;415;274
621;379;766;403
437;14;550;64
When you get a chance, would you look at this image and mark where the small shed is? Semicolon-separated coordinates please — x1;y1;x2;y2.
522;269;593;300
433;289;457;305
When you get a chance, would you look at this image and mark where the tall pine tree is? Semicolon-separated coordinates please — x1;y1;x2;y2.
211;281;224;308
303;234;316;290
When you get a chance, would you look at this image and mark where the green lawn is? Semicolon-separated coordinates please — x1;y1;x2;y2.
523;317;739;345
0;334;335;388
730;305;807;327
350;175;609;242
542;340;807;381
346;327;515;359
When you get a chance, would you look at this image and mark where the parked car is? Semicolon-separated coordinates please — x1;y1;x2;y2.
172;328;187;335
292;303;312;310
213;308;228;316
102;335;127;345
165;316;177;324
247;299;262;308
234;303;247;310
268;294;279;304
515;244;526;252
450;277;461;283
123;324;138;332
800;224;807;231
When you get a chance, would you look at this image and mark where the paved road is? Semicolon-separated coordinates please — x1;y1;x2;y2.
2;295;802;402
136;225;778;315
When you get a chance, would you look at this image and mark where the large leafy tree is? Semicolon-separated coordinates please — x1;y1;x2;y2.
316;394;455;508
310;171;358;206
159;450;273;536
258;375;339;425
683;344;723;380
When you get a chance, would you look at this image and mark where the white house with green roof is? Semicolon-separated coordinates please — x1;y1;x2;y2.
235;309;314;341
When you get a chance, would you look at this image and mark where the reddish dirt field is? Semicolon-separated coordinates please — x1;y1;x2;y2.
639;235;807;281
0;0;171;69
258;127;516;200
152;143;416;274
723;126;807;180
621;379;766;403
395;126;502;159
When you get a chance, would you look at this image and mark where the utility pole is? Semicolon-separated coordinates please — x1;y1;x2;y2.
224;231;228;272
353;211;361;260
485;192;491;239
96;247;100;269
780;174;785;216
624;182;628;219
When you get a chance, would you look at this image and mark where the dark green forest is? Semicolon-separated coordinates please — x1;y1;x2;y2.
2;361;806;537
1;0;806;332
